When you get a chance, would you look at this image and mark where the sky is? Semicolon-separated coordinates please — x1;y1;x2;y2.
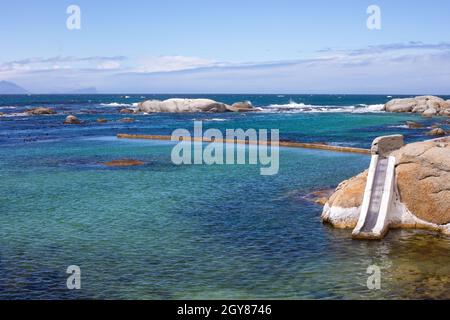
1;0;450;94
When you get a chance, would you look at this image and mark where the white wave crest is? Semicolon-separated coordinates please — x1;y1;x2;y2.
100;102;135;107
204;118;228;122
261;101;385;114
351;104;385;113
1;112;29;117
388;124;409;129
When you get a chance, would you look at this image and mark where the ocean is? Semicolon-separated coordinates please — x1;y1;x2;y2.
0;94;449;299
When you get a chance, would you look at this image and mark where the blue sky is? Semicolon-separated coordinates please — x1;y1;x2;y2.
1;0;450;93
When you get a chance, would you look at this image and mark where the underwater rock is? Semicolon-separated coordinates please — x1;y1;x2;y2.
104;159;145;167
120;117;135;123
120;108;134;114
96;118;108;123
308;189;335;205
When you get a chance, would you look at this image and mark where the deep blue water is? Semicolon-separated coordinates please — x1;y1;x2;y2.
0;94;449;299
1;94;449;148
0;93;406;108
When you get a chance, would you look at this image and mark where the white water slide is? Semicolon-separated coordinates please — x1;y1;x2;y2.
352;155;397;239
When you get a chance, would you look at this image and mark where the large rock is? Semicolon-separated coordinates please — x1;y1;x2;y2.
226;101;256;112
384;98;416;113
384;96;450;116
137;98;258;113
391;138;450;225
423;107;437;117
26;107;56;115
326;170;367;209
322;137;450;231
427;127;447;136
64;115;81;124
406;121;423;129
370;134;404;156
321;171;368;228
138;98;230;113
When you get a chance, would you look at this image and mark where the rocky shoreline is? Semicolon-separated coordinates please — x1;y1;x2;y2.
5;96;449;120
322;137;450;236
384;95;450;117
8;98;259;123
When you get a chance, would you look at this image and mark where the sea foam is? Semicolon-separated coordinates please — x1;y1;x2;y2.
261;101;385;113
100;102;137;107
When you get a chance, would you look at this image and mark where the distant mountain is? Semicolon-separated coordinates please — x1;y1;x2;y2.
0;81;29;94
70;87;98;94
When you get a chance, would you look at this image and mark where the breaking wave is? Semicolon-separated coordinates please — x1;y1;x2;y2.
1;112;29;117
388;124;410;129
260;101;384;113
203;118;228;122
99;102;138;107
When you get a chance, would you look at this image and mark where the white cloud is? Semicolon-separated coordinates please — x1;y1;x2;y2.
1;43;450;94
97;60;121;70
134;55;224;73
0;56;126;73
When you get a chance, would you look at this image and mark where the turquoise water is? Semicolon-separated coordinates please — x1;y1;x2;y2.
1;94;449;299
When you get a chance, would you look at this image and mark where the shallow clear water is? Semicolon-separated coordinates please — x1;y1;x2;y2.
0;94;449;299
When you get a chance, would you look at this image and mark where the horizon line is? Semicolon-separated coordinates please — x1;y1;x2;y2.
1;92;450;96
